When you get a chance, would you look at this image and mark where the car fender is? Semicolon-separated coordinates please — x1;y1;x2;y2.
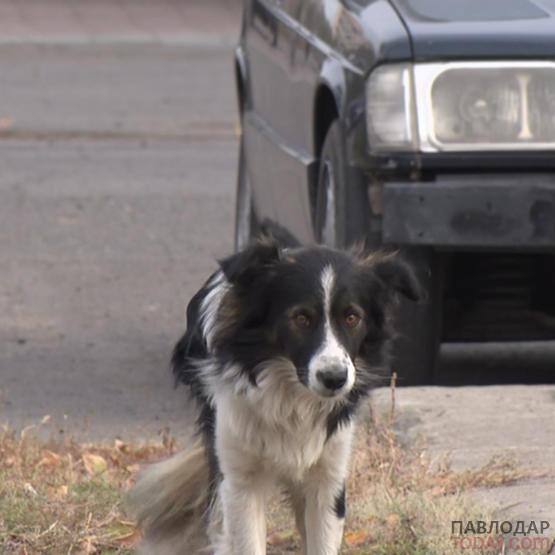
317;57;347;120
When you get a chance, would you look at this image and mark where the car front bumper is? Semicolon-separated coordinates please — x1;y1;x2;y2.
382;174;555;248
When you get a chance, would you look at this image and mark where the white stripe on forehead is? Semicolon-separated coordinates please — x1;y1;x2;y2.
320;265;335;313
306;265;356;395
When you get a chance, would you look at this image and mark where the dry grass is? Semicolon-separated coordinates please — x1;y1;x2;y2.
0;386;538;555
0;421;175;554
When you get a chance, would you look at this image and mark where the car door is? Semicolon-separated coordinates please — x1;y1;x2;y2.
244;0;316;244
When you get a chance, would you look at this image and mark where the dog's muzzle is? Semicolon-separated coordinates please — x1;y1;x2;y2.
316;367;347;392
308;355;355;398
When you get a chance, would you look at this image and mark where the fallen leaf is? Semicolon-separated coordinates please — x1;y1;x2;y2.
385;513;401;528
4;455;16;467
113;528;142;547
82;453;108;476
345;530;370;546
48;484;68;500
430;485;445;497
38;449;62;468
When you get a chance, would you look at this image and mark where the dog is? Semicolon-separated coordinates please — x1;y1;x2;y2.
129;238;422;555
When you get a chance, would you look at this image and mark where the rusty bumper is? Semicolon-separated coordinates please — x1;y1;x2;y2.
382;175;555;248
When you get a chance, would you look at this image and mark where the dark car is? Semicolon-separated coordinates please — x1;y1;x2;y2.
233;0;555;384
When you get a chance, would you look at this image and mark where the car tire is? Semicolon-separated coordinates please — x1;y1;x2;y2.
315;120;441;385
314;121;367;248
391;248;443;385
234;130;259;252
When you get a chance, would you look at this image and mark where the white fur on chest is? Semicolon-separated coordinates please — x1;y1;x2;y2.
212;360;338;481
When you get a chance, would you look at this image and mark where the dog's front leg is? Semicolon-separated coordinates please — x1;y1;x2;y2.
289;488;307;555
304;479;345;555
218;476;267;555
215;409;270;555
303;424;353;555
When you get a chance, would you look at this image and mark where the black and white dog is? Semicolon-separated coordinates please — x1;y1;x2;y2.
130;238;421;555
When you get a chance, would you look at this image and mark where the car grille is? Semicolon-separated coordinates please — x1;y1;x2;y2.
443;253;555;341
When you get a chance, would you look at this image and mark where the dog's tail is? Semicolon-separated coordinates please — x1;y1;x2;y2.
127;438;212;554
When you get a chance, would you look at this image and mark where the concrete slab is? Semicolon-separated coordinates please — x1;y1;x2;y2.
371;385;555;531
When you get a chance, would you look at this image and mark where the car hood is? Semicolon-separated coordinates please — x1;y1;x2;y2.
389;0;555;59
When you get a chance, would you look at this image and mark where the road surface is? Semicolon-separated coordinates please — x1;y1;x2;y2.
0;37;238;439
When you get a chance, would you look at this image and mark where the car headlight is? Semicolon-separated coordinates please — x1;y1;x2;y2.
366;64;417;151
366;61;555;152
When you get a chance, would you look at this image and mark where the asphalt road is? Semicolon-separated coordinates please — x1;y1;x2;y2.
0;42;238;439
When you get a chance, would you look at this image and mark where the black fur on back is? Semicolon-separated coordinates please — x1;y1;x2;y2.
171;273;220;498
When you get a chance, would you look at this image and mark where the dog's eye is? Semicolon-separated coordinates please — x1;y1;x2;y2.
344;312;361;328
294;313;311;329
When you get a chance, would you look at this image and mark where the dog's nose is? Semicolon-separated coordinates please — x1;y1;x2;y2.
316;368;347;391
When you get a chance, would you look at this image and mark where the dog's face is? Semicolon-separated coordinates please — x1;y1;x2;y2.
267;256;374;398
217;240;422;400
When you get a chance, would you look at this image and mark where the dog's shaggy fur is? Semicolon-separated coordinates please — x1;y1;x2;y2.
129;239;421;555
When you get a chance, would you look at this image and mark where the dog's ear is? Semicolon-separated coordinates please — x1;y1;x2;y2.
219;237;281;289
374;256;423;302
356;250;424;302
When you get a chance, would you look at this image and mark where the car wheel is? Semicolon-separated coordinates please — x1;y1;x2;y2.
315;120;440;385
234;132;258;252
391;249;443;385
314;120;367;248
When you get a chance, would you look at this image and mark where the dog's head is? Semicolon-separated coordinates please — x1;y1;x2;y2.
212;238;422;399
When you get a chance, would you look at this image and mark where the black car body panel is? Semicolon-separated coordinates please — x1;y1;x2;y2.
389;0;555;59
